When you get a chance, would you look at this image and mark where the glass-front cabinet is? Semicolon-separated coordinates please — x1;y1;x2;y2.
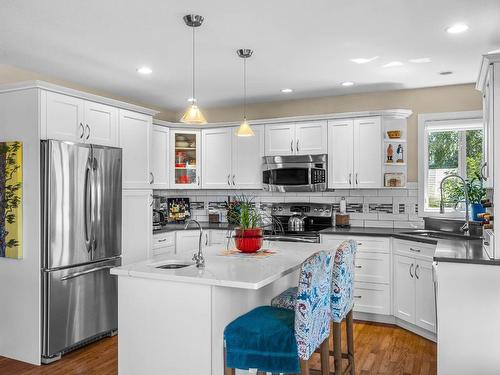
169;129;201;189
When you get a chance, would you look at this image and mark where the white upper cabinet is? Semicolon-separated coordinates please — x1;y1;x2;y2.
44;91;84;142
328;116;382;189
151;125;170;189
43;91;120;146
202;128;233;189
265;123;295;156
232;126;264;189
170;129;201;189
84;101;118;146
201;126;264;189
328;119;354;189
119;109;153;189
353;117;382;188
265;121;327;156
482;64;494;188
295;121;328;155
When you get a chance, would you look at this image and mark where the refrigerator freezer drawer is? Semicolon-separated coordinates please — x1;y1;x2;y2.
42;257;120;358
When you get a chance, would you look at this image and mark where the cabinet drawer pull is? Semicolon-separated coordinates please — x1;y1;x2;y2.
150;172;154;184
232;174;236;186
349;173;352;185
415;264;420;279
157;238;167;242
290;139;293;152
357;242;363;246
354;295;362;299
85;124;90;140
409;263;414;278
409;247;421;253
355;265;362;269
296;139;299;152
227;174;231;186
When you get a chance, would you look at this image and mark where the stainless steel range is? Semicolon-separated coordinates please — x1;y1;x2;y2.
264;202;334;243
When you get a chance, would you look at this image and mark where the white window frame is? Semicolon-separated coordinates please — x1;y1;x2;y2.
418;111;483;217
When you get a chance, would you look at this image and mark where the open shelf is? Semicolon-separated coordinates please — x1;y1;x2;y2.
384;162;407;166
384;139;407;143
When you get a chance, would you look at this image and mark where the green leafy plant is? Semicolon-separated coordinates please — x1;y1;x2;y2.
226;195;262;229
444;173;486;206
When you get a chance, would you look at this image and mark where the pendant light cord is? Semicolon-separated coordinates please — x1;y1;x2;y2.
243;57;247;119
192;26;196;102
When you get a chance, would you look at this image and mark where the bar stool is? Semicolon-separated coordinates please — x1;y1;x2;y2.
271;240;358;375
224;251;334;375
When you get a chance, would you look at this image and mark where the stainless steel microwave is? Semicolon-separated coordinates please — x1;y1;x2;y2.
262;154;327;192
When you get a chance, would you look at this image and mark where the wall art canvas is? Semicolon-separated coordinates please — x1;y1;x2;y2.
0;141;23;259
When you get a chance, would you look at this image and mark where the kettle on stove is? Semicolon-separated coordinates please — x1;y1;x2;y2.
288;213;306;232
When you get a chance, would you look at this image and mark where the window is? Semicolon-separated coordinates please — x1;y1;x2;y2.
418;111;483;216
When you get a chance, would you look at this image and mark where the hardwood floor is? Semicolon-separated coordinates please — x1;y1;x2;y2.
0;321;436;375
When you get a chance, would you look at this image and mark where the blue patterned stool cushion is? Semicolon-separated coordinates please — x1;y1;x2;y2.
331;240;357;322
271;241;358;323
271;287;298;310
224;306;300;373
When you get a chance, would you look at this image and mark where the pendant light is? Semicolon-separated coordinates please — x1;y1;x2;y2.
236;49;254;137
181;14;207;124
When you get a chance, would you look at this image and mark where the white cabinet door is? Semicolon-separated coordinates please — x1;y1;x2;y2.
122;190;152;265
415;260;436;333
44;91;84;142
394;254;416;324
209;230;230;246
170;130;201;189
232;126;264;189
119;110;152;189
151;125;170;189
176;231;204;254
202;128;232;189
327;119;354;189
264;123;295;156
84;101;118;146
295;121;327;155
353;117;382;188
353;282;391;315
483;65;494;188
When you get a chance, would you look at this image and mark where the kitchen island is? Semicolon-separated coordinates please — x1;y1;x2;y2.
111;241;329;375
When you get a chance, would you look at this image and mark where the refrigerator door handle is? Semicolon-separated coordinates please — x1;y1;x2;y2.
60;265;115;281
84;157;93;253
91;156;98;254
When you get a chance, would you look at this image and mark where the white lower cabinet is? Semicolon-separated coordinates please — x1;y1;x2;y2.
353;282;391;315
209;230;230;246
122;190;152;265
393;240;436;333
152;232;175;257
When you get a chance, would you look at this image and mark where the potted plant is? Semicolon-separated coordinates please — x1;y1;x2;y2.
445;174;487;221
227;196;263;253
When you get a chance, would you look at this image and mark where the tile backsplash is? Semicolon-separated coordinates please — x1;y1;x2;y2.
153;182;423;229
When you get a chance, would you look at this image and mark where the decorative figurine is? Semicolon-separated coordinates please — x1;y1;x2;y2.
396;144;404;163
386;144;394;162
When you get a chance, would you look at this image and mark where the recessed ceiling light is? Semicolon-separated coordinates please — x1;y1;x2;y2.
439;71;453;75
281;88;293;93
382;61;404;68
446;23;469;34
409;57;432;63
350;56;378;64
137;66;152;75
341;81;354;87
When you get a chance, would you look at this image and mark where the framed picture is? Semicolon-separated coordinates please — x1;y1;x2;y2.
384;173;404;188
0;141;23;259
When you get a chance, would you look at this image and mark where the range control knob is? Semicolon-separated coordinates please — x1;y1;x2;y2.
319;208;324;212
278;207;283;211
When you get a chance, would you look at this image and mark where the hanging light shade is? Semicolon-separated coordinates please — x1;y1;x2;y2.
181;14;207;124
236;49;254;137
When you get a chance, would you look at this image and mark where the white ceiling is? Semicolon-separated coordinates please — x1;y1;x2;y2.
1;0;500;111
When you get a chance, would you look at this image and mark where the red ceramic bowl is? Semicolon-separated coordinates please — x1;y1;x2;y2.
235;228;263;253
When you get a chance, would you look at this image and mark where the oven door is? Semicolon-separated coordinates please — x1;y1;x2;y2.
263;166;326;192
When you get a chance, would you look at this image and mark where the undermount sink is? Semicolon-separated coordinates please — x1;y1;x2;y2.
400;229;482;241
155;261;195;270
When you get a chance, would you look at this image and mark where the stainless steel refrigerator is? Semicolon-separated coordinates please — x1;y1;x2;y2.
41;140;122;363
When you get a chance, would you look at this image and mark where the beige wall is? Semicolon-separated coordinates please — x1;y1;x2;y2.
0;64;177;120
182;84;482;182
0;64;481;182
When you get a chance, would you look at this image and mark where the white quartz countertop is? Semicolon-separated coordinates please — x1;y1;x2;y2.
111;242;329;290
